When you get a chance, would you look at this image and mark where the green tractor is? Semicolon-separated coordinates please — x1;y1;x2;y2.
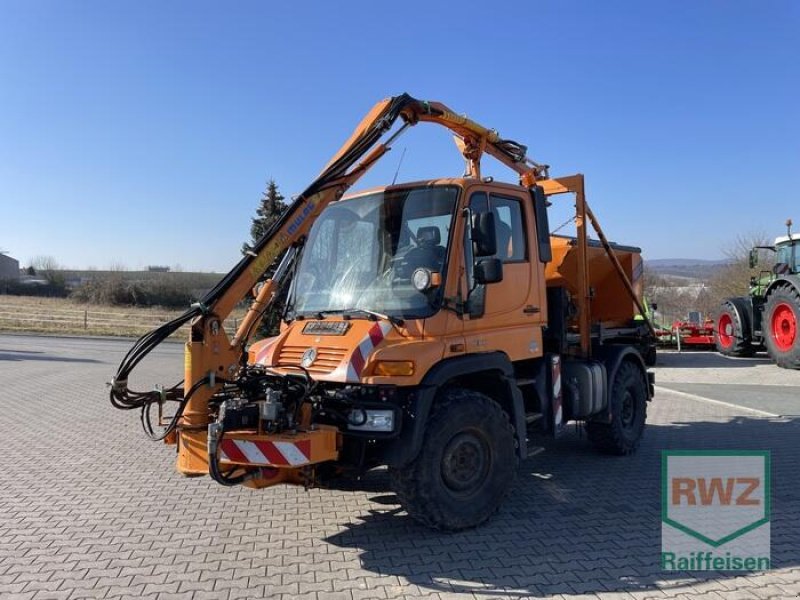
715;219;800;368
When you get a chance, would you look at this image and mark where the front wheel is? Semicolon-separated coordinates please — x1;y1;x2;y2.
389;388;518;531
586;360;648;455
763;286;800;369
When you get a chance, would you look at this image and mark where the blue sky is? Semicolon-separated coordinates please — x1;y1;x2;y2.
1;1;798;271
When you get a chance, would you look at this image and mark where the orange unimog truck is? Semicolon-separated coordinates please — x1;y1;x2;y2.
111;94;656;531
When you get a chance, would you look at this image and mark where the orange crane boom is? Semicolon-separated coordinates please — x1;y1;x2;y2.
110;92;652;484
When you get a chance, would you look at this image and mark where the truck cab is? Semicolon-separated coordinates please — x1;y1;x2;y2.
255;179;549;382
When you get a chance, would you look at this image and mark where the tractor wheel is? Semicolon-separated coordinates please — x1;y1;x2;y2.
389;388;518;531
586;360;647;455
763;286;800;369
715;300;754;357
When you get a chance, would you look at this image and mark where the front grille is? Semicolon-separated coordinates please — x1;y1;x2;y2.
277;345;347;374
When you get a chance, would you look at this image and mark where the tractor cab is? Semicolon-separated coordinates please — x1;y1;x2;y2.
773;234;800;275
748;223;800;296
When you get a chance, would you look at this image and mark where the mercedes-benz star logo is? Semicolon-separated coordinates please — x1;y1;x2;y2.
300;347;317;368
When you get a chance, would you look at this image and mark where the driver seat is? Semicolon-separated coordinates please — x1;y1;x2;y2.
399;226;446;277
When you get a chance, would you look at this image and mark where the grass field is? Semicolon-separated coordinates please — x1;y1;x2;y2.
0;295;247;338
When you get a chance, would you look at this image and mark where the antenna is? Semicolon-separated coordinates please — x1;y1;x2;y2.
391;147;407;186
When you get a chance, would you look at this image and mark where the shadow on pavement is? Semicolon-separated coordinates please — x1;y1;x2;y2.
326;415;799;597
0;351;101;363
655;350;773;369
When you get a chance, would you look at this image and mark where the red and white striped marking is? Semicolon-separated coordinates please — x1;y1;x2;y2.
551;355;563;435
219;438;311;467
346;322;393;381
254;336;279;365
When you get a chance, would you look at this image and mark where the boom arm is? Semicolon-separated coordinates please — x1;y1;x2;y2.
109;93;652;474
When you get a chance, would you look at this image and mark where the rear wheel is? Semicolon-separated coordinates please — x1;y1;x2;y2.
714;300;754;357
586;360;647;455
763;286;800;369
389;388;518;531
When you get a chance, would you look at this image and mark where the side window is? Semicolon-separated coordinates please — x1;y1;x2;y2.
469;193;527;262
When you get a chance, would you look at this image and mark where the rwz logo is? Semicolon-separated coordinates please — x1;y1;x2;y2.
661;450;770;570
671;477;760;506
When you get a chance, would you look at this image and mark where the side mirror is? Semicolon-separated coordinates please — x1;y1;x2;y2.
749;248;758;269
474;257;503;284
471;212;497;257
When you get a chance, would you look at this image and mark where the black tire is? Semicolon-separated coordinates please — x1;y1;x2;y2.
586;361;647;455
389;388;518;531
763;285;800;369
714;300;754;357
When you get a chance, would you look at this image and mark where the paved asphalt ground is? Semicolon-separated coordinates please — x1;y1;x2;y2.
1;334;799;600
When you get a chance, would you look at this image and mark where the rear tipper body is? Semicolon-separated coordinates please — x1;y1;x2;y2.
111;94;655;530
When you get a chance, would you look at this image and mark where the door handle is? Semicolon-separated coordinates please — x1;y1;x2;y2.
523;306;541;314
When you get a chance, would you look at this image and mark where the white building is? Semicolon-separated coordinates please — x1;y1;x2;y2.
0;254;20;280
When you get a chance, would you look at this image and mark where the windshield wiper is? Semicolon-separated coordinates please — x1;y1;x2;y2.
327;308;404;327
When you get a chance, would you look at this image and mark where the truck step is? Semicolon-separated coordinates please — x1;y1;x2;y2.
525;412;543;424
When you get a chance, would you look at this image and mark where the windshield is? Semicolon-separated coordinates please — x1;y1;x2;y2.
775;242;799;272
288;186;459;319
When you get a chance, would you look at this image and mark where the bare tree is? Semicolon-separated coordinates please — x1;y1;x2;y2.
108;262;129;272
709;231;770;302
31;255;64;285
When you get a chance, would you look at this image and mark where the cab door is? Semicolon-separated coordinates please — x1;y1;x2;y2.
461;187;546;361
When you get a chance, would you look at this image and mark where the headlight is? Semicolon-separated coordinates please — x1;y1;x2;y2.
347;409;395;432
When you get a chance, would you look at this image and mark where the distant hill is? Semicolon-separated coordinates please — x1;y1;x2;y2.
645;258;730;280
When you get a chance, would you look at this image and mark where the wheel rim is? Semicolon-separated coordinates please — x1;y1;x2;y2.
441;430;491;495
771;302;797;352
620;390;636;429
717;313;734;348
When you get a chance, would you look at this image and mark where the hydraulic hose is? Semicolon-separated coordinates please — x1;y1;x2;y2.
139;376;212;441
207;425;249;486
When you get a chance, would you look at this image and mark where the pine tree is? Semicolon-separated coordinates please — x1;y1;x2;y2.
243;179;290;338
243;179;287;255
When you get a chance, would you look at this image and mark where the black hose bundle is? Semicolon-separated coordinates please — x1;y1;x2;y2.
208;429;250;486
109;306;201;438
